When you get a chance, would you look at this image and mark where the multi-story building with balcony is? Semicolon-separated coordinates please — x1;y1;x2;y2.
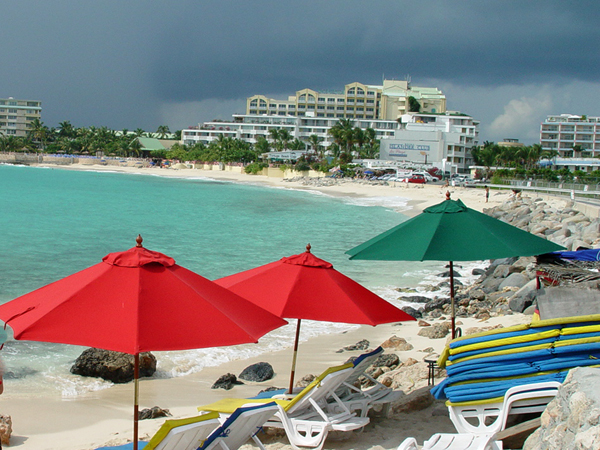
182;114;399;148
0;97;42;137
540;114;600;158
246;79;446;121
379;112;479;173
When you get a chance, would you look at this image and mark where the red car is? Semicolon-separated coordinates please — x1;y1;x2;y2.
407;174;427;184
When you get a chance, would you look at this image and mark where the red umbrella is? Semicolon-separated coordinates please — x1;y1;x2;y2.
0;236;286;450
215;244;415;393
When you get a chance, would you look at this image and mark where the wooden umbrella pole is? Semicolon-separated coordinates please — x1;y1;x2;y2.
450;261;456;339
288;319;302;394
133;353;140;450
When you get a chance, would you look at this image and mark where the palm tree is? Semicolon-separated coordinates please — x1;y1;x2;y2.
134;128;146;138
156;125;170;139
278;129;291;151
254;136;271;154
308;134;323;158
28;118;49;151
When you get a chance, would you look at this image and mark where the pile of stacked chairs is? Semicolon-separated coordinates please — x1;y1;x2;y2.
431;314;600;404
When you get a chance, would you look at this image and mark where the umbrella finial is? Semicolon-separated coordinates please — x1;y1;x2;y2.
136;235;143;247
305;243;311;253
446;191;451;200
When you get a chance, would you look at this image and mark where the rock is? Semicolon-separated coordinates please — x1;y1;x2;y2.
418;320;431;327
0;415;12;446
399;295;431;304
508;279;538;313
401;306;422;319
295;374;315;388
338;339;370;352
70;348;156;383
372;353;400;368
469;289;486;300
423;297;450;313
239;362;274;382
391;385;432;413
138;406;171;420
381;336;414;351
499;272;529;290
438;270;461;278
524;367;600;450
472;268;486;276
211;373;243;390
396;287;418;293
492;264;511;278
417;323;451;339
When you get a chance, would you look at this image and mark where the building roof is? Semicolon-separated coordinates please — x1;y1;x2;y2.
137;137;166;151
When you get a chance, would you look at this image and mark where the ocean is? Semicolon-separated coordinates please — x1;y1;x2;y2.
0;164;484;397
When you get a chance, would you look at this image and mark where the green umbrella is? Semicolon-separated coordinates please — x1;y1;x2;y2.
346;194;565;338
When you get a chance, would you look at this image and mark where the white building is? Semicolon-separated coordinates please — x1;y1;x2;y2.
379;112;479;173
181;114;398;148
0;97;42;137
540;114;600;157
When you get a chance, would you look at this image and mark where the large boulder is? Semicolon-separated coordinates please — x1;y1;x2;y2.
70;348;156;383
499;272;530;290
524;367;600;450
508;279;538;313
238;362;274;382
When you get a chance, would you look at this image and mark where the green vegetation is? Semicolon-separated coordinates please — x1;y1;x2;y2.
471;142;559;181
0;118;381;175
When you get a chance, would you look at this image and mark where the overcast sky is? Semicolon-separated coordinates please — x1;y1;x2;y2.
3;1;599;144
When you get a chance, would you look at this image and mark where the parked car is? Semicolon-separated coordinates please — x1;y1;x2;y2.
413;172;440;182
407;174;427;184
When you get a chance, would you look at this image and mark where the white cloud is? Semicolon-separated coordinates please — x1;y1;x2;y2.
488;93;553;142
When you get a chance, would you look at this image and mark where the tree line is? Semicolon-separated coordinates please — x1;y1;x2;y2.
0;118;381;175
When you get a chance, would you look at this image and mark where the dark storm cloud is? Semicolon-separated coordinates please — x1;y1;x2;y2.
152;1;600;102
2;0;599;138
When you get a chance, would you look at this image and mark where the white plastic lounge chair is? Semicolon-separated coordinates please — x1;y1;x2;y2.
397;434;503;450
198;402;278;450
396;381;560;450
448;381;561;435
332;346;403;417
198;364;369;450
95;412;221;450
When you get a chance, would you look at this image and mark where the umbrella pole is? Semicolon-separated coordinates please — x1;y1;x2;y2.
450;261;456;339
288;319;302;394
133;353;140;450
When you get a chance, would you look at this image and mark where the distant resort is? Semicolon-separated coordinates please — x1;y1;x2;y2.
2;79;600;184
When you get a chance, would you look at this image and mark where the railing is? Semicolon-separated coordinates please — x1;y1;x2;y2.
489;178;600;202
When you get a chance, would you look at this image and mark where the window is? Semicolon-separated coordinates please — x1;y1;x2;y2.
8;109;17;113
356;88;364;96
27;102;39;107
9;101;16;106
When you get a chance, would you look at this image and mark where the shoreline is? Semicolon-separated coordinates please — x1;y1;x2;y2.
3;163;569;449
37;163;518;216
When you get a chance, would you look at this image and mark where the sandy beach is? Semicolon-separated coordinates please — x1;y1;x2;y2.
2;164;567;450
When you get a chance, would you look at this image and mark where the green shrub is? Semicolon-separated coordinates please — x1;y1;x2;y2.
244;162;267;174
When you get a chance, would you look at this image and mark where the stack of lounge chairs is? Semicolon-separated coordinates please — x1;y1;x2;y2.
398;314;600;449
431;314;600;404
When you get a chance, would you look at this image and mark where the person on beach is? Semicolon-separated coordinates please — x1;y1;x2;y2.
485;186;490;203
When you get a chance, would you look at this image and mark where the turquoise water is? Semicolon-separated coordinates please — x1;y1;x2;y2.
0;164;462;397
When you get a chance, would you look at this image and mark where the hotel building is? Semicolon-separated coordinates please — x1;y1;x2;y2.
0;97;42;137
540;114;600;158
246;79;446;121
182;79;445;147
379;112;479;173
